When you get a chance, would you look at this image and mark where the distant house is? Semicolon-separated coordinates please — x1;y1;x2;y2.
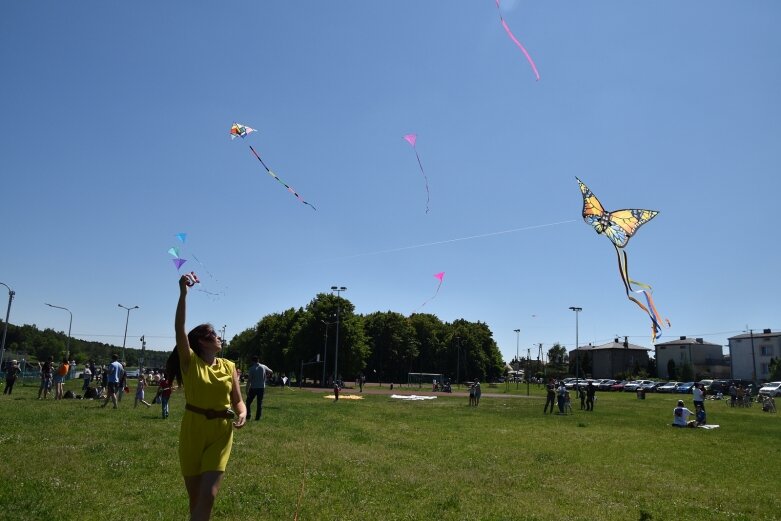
727;329;781;382
655;336;728;379
568;338;651;379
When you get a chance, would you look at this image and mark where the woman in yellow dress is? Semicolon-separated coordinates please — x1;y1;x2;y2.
167;275;247;521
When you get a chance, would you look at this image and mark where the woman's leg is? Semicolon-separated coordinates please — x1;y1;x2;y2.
184;471;225;521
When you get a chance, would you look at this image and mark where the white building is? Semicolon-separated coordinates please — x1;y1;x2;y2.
727;329;781;381
655;336;728;379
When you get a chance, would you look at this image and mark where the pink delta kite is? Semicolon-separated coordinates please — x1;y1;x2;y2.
403;133;431;214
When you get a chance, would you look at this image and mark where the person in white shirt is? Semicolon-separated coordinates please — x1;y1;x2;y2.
246;356;272;421
692;384;705;411
672;399;696;427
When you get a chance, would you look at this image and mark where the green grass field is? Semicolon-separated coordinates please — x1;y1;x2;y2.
1;380;779;521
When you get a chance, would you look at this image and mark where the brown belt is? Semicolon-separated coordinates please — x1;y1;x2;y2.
185;403;235;420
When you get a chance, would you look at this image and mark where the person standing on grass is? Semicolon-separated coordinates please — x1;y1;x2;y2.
557;381;567;413
134;375;152;408
159;374;174;419
168;274;246;521
474;380;482;406
101;354;124;409
37;356;54;399
579;386;587;410
82;364;92;393
586;381;596;411
246;356;272;421
544;378;556;414
692;383;705;411
117;362;128;402
53;358;69;400
3;360;21;395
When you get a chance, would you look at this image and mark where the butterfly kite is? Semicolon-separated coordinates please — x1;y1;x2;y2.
415;272;445;312
576;177;669;341
230;122;316;210
494;0;540;81
403;133;431;213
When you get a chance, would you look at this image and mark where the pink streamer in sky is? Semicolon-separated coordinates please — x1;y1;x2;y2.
495;0;540;81
415;272;445;312
403;133;430;214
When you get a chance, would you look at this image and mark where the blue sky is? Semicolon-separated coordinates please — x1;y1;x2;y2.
1;1;779;363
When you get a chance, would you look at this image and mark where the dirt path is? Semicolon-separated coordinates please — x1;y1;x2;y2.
295;382;540;400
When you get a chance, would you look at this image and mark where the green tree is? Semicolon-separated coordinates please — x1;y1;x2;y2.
680;362;694;382
667;359;677;380
547;344;568;376
769;357;781;380
364;311;419;383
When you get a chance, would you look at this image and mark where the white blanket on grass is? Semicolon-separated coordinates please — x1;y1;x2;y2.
390;394;437;401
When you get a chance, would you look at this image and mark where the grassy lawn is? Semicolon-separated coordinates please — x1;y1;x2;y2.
0;380;779;521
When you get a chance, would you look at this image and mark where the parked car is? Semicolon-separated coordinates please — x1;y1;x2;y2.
624;380;653;392
641;381;663;392
758;381;781;397
125;369;140;378
675;382;695;393
657;381;679;393
610;380;627;392
598;379;617;391
706;379;731;395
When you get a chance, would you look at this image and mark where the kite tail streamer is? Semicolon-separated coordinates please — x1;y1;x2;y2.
249;146;317;211
413;147;431;214
614;245;668;341
414;277;443;313
495;0;540;81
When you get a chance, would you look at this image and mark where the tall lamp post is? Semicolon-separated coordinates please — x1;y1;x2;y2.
513;328;520;390
569;307;582;388
118;304;139;363
0;282;15;371
321;319;336;387
45;303;73;359
330;286;347;385
220;325;227;356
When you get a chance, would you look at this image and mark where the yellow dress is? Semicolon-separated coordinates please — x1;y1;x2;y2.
178;354;236;476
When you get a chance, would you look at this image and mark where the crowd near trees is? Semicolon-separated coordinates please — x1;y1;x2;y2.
1;292;506;384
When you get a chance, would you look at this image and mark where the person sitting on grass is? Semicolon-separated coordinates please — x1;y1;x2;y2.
672;399;697;428
694;404;706;426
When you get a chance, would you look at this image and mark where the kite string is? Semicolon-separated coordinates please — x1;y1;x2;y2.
413;146;430;214
413;278;443;313
495;0;540;81
293;444;309;521
309;219;578;264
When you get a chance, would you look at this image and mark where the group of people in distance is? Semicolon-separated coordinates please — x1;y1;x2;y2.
543;378;595;414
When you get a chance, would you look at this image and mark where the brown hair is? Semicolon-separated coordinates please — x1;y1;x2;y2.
165;323;215;387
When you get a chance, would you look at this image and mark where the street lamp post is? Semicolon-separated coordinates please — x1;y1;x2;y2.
330;286;347;385
0;282;15;371
321;318;336;387
45;303;72;359
118;304;139;363
513;328;520;390
569;307;582;389
220;325;227;356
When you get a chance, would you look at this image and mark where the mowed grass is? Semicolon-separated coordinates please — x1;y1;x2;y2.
0;381;779;521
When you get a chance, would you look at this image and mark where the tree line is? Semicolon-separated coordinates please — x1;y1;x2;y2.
0;322;170;369
228;293;506;385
